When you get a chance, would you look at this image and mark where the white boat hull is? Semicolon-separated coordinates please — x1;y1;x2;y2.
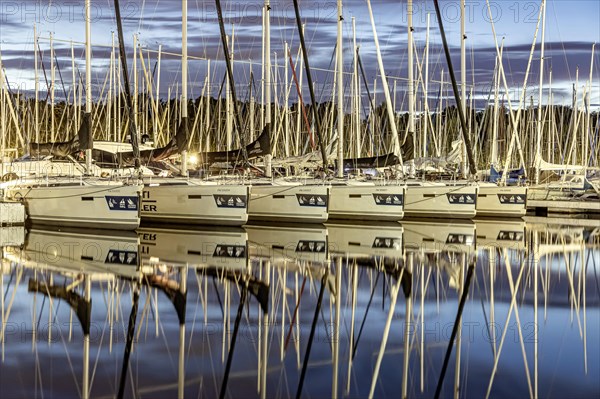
476;184;527;217
248;183;329;223
141;179;249;226
404;182;478;219
3;180;141;230
328;183;405;221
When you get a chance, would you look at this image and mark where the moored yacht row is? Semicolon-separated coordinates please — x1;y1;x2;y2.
0;175;528;230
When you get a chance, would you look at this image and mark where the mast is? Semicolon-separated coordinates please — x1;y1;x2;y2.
292;0;329;171
215;0;248;163
408;0;415;160
460;0;467;176
113;0;142;170
180;0;189;176
51;32;55;142
82;276;91;399
423;14;430;158
585;44;595;170
226;34;232;151
365;0;402;164
336;0;344;178
155;44;161;146
284;42;290;157
264;0;272;176
34;25;39;143
432;0;477;176
534;0;546;184
352;17;361;158
84;0;92;172
491;40;504;167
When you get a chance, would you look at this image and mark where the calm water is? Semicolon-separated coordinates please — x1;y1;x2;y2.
0;218;598;398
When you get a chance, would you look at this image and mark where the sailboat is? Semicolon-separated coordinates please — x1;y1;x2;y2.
131;0;251;226
405;0;526;218
0;0;142;230
359;0;478;219
2;133;157;179
206;0;329;224
310;0;407;221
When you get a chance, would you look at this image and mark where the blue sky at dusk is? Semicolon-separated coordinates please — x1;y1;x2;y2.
1;0;599;108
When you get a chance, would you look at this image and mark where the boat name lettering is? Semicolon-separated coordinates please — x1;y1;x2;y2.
140;233;156;241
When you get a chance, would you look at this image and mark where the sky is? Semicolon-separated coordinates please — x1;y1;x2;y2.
0;0;599;109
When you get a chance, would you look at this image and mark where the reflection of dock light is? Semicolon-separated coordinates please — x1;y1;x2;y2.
188;154;199;166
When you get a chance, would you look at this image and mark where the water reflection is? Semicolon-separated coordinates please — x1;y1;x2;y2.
0;218;598;398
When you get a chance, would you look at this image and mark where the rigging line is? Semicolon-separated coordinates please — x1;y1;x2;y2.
284;275;307;351
357;48;379;154
352;271;381;360
434;259;475;399
288;47;315;150
292;0;329;171
212;276;225;318
113;0;142;170
219;279;249;399
2;269;15;303
295;268;329;399
2;71;27;137
215;0;248;164
37;42;51;102
117;283;140;399
473;269;496;356
432;0;477;176
53;50;69;103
